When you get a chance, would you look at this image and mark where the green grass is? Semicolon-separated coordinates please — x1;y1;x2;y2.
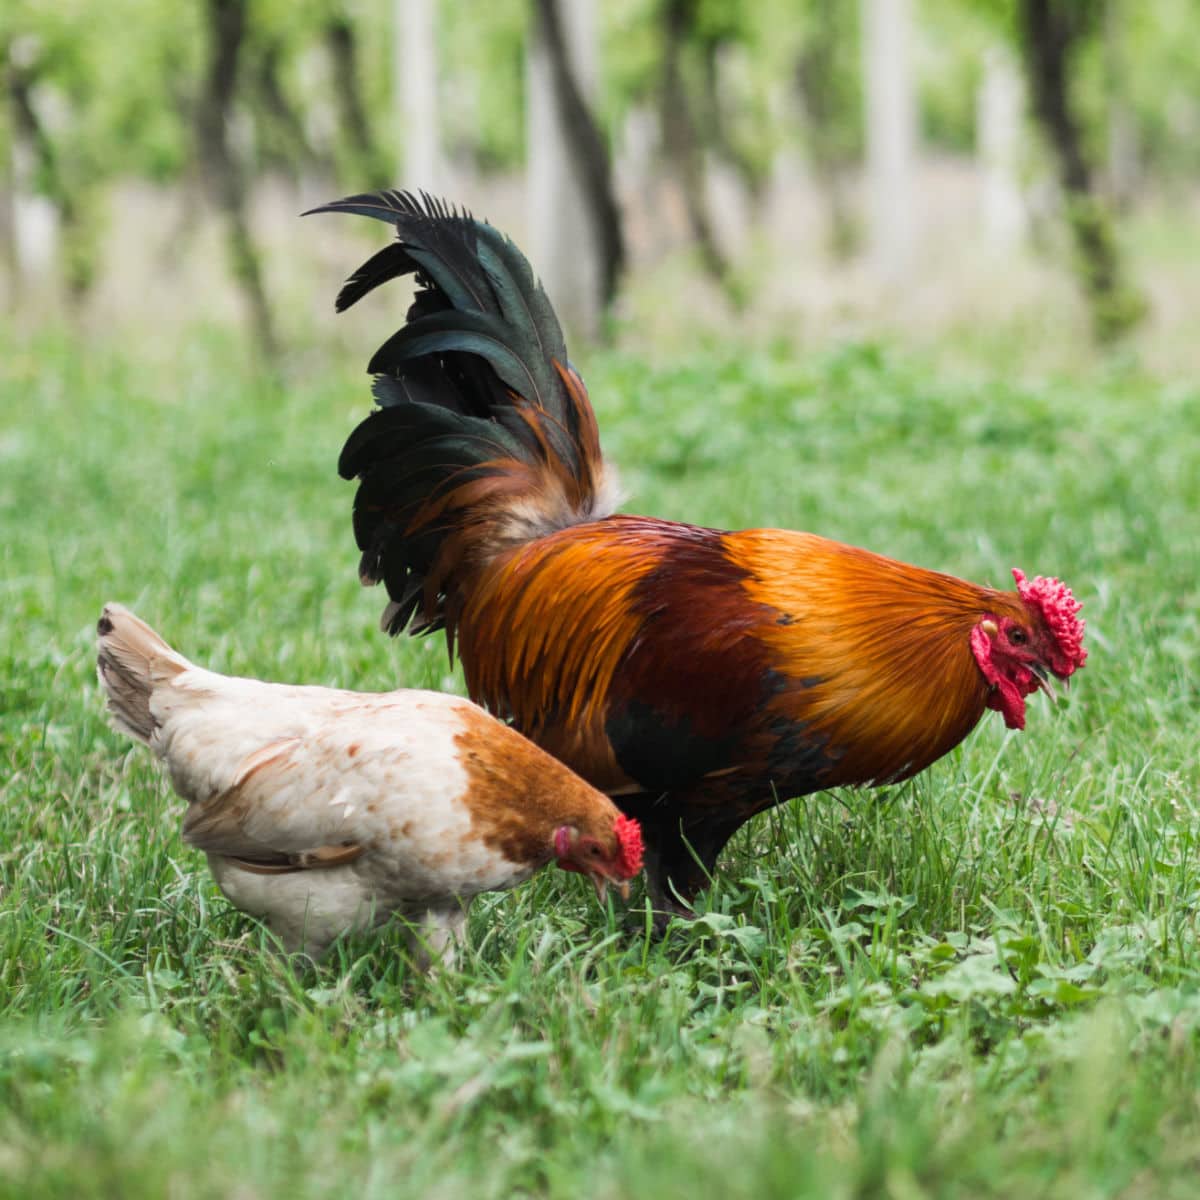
2;327;1199;1198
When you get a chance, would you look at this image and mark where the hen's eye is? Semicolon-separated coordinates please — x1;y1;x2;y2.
1009;628;1028;645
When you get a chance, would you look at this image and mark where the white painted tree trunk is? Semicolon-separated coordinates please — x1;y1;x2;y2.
1104;0;1138;207
1107;102;1138;207
11;139;58;291
977;48;1027;250
395;0;441;190
0;125;15;307
526;0;602;340
861;0;916;283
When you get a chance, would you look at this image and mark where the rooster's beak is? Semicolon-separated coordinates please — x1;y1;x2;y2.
1031;663;1066;699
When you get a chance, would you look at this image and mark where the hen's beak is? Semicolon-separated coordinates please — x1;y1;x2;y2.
592;875;631;904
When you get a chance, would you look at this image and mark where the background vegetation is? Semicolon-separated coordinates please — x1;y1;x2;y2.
4;0;1200;354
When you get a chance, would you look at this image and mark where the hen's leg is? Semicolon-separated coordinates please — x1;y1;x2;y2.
405;901;470;971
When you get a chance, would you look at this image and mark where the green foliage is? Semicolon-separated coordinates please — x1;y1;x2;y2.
915;0;1001;152
944;0;1200;176
5;0;1200;197
1114;0;1200;177
4;0;1198;334
1061;193;1148;340
436;0;528;169
2;327;1200;1194
2;0;200;184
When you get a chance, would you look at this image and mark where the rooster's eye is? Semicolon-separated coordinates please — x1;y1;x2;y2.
1009;628;1027;645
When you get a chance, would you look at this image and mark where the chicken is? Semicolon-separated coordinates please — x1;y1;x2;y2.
95;603;643;962
311;190;1087;921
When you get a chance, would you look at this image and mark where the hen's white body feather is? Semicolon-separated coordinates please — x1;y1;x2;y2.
165;676;537;956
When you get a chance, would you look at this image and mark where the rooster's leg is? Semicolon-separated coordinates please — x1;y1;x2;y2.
637;810;747;931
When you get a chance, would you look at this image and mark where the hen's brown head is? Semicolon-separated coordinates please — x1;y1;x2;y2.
555;813;644;902
971;569;1087;731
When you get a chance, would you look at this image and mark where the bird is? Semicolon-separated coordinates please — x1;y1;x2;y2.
309;189;1087;922
95;603;644;963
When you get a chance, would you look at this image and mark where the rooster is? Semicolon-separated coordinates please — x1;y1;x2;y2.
311;191;1087;921
96;603;643;962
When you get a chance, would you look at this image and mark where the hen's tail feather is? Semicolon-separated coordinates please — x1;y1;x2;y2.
96;604;191;744
309;189;617;642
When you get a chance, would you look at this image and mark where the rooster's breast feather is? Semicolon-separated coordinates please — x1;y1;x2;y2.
458;519;849;798
460;521;1005;800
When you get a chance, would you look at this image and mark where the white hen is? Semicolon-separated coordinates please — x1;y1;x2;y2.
96;604;643;963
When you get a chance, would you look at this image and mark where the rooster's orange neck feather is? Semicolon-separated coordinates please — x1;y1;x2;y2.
734;530;1025;784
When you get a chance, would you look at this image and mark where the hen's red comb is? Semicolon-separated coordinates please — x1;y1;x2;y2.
1013;568;1087;673
614;813;644;879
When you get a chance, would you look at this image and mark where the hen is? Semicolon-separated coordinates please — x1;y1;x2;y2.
312;191;1087;920
96;603;643;961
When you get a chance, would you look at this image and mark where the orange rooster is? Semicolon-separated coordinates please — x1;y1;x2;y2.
311;191;1087;920
96;603;643;962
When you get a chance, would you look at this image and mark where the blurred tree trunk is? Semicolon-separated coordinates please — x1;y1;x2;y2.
527;0;624;338
977;48;1026;251
0;111;14;310
659;0;732;290
1;40;25;309
326;15;387;186
795;0;860;259
196;0;278;361
252;36;320;176
4;42;96;306
697;39;767;205
861;0;915;284
1017;0;1144;339
395;0;441;189
1103;0;1138;210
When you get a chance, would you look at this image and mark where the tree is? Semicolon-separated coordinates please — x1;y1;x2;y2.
861;0;916;284
396;0;441;189
2;26;102;305
195;0;277;361
527;0;624;339
1016;0;1144;339
247;30;321;178
795;0;862;258
977;47;1026;251
657;0;732;288
325;12;388;186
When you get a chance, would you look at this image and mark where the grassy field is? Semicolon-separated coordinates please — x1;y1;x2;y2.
2;326;1199;1198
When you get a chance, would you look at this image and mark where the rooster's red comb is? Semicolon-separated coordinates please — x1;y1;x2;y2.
1013;568;1087;674
614;813;644;879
